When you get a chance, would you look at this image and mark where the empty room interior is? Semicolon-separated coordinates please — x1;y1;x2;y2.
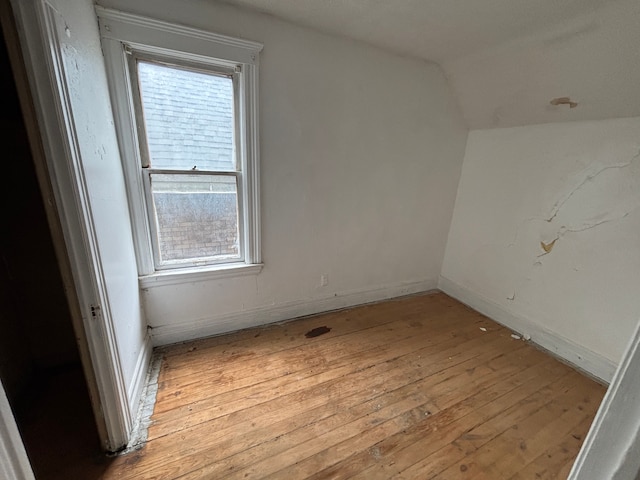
1;0;639;479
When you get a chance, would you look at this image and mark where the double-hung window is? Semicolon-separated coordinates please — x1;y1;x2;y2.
135;59;241;268
97;8;262;280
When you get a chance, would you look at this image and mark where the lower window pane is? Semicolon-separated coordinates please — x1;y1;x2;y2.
150;174;240;264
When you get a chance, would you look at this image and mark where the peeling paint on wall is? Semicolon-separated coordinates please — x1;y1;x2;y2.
546;151;639;224
508;147;640;263
540;238;557;254
440;118;640;368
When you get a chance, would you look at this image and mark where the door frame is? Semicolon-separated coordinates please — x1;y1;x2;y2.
0;380;35;480
568;318;640;479
4;0;132;451
0;0;109;447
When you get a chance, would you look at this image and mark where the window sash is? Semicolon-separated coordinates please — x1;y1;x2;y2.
142;169;245;269
128;53;240;172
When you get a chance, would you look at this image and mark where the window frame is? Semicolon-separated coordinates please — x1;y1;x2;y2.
97;8;263;281
131;55;245;269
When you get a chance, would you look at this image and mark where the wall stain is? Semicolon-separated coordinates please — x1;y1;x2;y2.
550;97;578;109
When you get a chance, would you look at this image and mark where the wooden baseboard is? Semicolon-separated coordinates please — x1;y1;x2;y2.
150;279;438;346
438;276;616;383
127;334;152;418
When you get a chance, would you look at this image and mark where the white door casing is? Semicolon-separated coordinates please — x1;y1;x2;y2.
9;0;143;451
568;318;640;480
0;380;36;480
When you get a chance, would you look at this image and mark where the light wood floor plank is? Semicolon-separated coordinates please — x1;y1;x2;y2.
149;321;503;443
432;373;599;479
154;302;489;415
117;324;512;478
507;416;594;480
99;292;605;480
223;340;526;480
307;350;567;480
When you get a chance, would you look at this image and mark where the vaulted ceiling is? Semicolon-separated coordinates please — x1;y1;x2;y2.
218;0;640;129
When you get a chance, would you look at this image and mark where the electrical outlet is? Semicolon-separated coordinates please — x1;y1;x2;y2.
320;274;328;287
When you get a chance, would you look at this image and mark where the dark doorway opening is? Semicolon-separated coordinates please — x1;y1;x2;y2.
0;12;110;480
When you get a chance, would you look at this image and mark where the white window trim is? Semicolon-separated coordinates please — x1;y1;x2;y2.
97;7;263;282
139;263;263;289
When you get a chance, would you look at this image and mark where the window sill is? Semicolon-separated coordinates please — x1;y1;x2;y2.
139;263;263;289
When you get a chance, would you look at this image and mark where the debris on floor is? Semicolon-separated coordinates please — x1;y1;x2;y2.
305;326;332;338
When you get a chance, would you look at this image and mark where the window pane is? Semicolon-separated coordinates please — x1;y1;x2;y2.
151;174;240;263
137;61;236;171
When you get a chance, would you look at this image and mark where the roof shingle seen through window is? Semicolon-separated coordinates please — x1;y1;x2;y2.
138;61;235;171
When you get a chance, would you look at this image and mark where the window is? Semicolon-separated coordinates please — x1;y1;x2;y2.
136;60;241;267
97;8;263;280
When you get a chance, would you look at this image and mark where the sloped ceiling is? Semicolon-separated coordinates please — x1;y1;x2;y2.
217;0;640;129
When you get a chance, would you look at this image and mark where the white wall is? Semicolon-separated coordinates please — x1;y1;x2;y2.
440;117;640;382
97;0;468;345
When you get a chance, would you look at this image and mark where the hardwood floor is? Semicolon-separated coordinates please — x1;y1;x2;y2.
101;292;606;479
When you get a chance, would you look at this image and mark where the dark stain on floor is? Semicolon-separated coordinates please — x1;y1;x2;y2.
305;326;332;338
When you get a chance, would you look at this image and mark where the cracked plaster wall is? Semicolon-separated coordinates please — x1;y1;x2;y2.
440;117;640;369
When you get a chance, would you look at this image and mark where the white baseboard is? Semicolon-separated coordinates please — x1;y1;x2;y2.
127;334;152;416
151;279;438;346
438;275;616;384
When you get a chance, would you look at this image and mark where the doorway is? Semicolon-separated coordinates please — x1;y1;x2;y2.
0;14;110;480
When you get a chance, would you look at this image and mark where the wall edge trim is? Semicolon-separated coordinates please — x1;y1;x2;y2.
127;334;152;412
438;275;616;383
150;279;438;346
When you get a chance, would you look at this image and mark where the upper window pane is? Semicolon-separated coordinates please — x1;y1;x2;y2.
137;61;236;171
